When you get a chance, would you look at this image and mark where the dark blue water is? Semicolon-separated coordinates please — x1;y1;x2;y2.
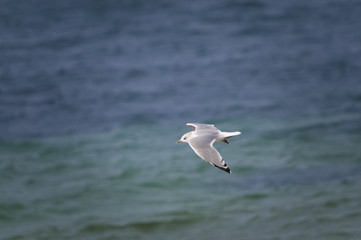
1;0;361;239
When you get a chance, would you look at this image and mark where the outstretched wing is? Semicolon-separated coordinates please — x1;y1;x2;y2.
186;123;219;132
188;135;231;173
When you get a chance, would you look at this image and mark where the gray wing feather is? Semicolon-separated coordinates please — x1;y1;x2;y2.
186;123;219;132
188;136;231;173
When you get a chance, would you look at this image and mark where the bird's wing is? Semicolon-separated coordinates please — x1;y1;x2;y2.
188;135;231;173
186;123;219;132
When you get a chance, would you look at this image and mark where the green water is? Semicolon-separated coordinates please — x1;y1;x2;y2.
1;115;361;239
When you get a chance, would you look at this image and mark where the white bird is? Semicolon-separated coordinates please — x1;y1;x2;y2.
176;123;241;173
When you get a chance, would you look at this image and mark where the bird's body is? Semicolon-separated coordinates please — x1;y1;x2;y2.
176;123;241;173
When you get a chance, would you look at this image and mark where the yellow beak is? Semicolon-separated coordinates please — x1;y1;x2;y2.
176;140;181;144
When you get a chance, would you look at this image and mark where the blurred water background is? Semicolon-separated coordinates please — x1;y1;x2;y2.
1;0;361;239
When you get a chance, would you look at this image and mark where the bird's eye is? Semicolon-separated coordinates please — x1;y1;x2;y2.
183;137;187;140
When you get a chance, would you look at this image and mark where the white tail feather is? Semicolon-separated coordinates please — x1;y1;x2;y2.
222;131;241;138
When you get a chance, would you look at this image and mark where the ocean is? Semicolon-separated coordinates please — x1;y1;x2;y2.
1;0;361;239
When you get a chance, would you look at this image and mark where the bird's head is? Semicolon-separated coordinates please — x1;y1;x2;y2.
176;132;192;144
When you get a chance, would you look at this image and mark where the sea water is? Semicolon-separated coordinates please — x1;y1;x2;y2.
1;0;361;239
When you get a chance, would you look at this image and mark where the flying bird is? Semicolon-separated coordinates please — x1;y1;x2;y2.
176;123;241;173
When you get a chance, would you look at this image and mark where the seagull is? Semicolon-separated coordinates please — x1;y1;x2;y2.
176;123;241;173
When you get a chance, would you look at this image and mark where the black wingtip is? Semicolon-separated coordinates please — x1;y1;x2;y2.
212;164;232;173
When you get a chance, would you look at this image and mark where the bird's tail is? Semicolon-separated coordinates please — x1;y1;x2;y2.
218;131;241;144
222;131;241;138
